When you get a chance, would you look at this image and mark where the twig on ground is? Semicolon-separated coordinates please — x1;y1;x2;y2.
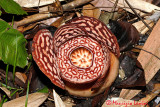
125;0;152;32
14;0;93;27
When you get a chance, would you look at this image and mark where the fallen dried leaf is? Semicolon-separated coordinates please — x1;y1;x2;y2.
3;92;48;107
117;68;146;88
40;17;60;26
145;0;160;6
91;0;114;12
15;72;27;83
156;103;160;107
53;89;65;107
109;0;160;15
109;20;140;52
82;4;101;19
0;87;11;98
118;68;126;80
147;11;160;22
131;45;143;53
139;83;160;106
14;0;64;7
50;17;64;28
119;19;160;100
63;97;75;107
133;20;154;35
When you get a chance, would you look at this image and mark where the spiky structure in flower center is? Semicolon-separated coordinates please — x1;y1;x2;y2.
70;47;92;68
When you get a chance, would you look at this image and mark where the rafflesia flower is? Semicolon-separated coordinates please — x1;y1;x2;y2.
32;16;120;97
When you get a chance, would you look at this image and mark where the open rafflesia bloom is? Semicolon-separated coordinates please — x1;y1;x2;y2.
32;16;120;97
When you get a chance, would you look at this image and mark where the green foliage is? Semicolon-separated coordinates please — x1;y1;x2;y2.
0;95;8;106
37;86;49;93
25;80;30;107
0;82;23;106
0;82;23;90
0;20;11;33
0;0;27;15
5;64;9;85
0;20;28;68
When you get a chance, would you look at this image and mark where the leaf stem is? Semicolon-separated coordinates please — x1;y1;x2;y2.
5;64;9;86
25;80;30;107
13;33;18;82
0;95;7;106
0;82;23;90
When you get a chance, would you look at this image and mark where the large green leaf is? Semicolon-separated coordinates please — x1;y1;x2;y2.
0;20;11;34
0;0;27;15
0;20;28;68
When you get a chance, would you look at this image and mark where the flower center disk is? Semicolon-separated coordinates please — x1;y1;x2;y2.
57;36;108;84
70;47;92;68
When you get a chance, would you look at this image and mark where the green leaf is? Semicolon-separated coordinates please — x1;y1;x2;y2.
0;20;11;34
0;0;27;15
0;20;28;68
37;86;49;93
